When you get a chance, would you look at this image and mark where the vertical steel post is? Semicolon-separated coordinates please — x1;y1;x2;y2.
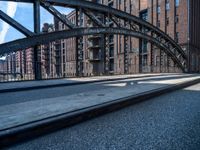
104;34;110;75
150;0;154;73
187;0;190;73
33;0;41;80
124;35;129;74
160;49;162;73
75;8;79;77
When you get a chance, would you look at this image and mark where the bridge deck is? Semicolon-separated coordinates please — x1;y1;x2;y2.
0;74;199;131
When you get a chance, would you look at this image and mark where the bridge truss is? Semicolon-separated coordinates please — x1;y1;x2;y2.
0;0;187;79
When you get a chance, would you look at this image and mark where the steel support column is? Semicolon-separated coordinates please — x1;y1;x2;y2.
167;55;170;72
124;35;129;74
104;34;110;75
33;0;41;80
159;49;161;72
75;8;79;76
75;8;83;77
150;44;154;72
150;31;154;73
139;38;142;73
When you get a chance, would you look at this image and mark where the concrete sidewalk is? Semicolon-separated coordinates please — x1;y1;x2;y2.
0;74;200;147
0;73;179;93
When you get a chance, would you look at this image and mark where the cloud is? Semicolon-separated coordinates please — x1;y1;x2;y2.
0;2;18;44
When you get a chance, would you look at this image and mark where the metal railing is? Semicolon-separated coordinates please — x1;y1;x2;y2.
0;60;182;83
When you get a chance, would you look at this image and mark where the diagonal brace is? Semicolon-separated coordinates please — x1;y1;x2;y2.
130;22;139;31
0;10;34;36
41;2;76;29
110;16;120;27
83;9;105;27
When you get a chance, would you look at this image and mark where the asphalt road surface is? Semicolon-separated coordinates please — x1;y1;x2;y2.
8;82;200;150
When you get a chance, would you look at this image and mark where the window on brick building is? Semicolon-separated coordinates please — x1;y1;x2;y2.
175;15;179;23
62;43;65;48
157;20;160;28
175;0;179;7
143;55;147;66
130;4;132;14
108;1;114;8
157;56;160;66
166;17;169;25
166;0;170;11
175;32;179;43
157;5;161;14
62;23;65;30
141;11;148;21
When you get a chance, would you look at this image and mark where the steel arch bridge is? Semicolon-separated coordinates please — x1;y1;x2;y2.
0;0;187;78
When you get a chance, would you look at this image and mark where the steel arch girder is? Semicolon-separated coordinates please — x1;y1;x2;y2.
0;27;185;71
0;0;187;60
0;0;186;58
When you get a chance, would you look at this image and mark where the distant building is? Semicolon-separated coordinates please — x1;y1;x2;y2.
40;23;55;78
0;48;34;81
0;60;6;81
0;60;6;72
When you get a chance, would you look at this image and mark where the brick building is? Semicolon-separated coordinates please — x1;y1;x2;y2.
146;0;200;72
0;60;6;72
40;23;56;78
0;47;34;81
58;0;142;76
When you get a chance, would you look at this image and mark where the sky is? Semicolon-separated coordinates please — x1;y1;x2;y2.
0;1;73;44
